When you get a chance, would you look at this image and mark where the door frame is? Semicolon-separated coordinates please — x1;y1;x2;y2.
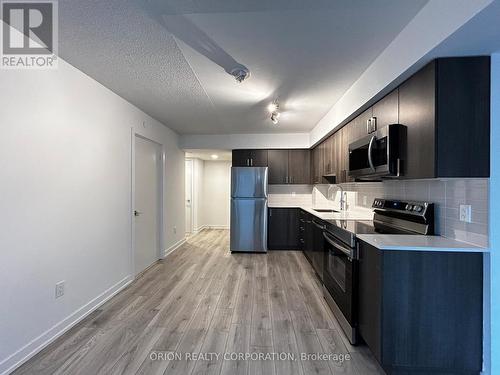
130;130;165;277
185;158;194;235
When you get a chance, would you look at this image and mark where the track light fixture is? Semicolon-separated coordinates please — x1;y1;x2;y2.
269;99;280;125
271;111;280;124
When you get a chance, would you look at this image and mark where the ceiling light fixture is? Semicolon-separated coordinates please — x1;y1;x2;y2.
270;111;280;124
269;99;280;125
210;154;219;159
268;101;278;113
229;67;250;83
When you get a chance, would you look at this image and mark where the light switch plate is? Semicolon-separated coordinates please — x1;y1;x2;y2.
459;205;472;223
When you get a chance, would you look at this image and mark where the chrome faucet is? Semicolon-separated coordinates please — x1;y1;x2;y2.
328;184;347;211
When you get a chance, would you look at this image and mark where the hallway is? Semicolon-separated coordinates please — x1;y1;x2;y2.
14;230;382;375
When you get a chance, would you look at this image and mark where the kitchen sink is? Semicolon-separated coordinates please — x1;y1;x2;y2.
312;208;339;213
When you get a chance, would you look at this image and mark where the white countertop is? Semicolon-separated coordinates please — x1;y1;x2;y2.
268;204;374;221
268;204;489;253
357;234;489;252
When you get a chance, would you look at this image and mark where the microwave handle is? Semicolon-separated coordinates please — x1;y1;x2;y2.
368;135;376;171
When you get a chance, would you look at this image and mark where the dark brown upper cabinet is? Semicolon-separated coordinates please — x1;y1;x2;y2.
351;107;373;141
268;149;311;184
312;146;322;184
372;88;399;130
268;150;289;184
232;149;268;167
399;57;490;178
289;149;311;184
323;136;335;176
339;125;352;183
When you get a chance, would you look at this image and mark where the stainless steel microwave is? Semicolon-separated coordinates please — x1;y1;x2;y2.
348;124;406;180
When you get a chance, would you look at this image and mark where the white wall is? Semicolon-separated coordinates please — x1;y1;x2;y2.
202;161;231;229
187;159;231;231
190;158;205;232
180;133;310;150
0;58;185;373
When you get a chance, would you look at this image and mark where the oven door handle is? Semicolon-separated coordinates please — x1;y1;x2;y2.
368;135;376;171
312;220;326;230
323;231;355;259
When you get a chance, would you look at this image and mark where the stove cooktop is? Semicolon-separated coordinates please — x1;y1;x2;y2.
322;198;434;247
324;219;419;236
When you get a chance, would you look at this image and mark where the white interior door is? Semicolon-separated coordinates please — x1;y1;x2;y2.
185;159;193;234
134;135;161;276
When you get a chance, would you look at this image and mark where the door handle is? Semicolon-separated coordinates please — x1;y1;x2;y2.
368;135;376;171
134;210;142;216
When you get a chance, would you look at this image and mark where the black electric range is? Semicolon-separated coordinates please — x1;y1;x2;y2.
322;198;434;345
323;198;434;247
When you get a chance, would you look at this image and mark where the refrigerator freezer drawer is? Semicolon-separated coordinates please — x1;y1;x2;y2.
230;198;267;252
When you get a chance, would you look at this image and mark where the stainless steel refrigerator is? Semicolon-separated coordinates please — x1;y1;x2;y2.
230;167;268;253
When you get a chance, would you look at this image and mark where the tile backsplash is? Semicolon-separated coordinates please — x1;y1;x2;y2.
268;185;314;207
269;179;489;248
315;179;489;247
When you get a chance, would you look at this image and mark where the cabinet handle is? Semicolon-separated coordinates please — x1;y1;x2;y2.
250;158;253;166
246;158;250;166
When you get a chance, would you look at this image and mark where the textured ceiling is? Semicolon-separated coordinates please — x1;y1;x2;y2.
59;0;428;134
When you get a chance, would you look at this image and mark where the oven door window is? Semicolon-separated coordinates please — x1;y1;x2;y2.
327;250;347;292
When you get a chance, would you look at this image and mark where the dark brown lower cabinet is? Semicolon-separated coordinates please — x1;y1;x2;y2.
268;208;300;250
358;240;483;374
299;210;309;252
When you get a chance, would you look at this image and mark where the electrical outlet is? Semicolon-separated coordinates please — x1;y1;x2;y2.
363;195;367;206
459;205;472;223
173;226;177;234
55;281;65;299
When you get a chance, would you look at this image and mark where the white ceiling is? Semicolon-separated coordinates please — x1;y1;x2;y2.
59;0;428;135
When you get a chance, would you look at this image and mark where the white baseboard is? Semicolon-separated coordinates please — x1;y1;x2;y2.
0;276;133;375
205;225;229;230
193;225;207;233
193;225;228;233
163;237;186;258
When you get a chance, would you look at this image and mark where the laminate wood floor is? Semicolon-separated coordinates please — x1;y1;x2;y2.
13;229;384;375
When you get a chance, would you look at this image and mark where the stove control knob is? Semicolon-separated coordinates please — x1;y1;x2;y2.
406;204;413;211
414;205;423;212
